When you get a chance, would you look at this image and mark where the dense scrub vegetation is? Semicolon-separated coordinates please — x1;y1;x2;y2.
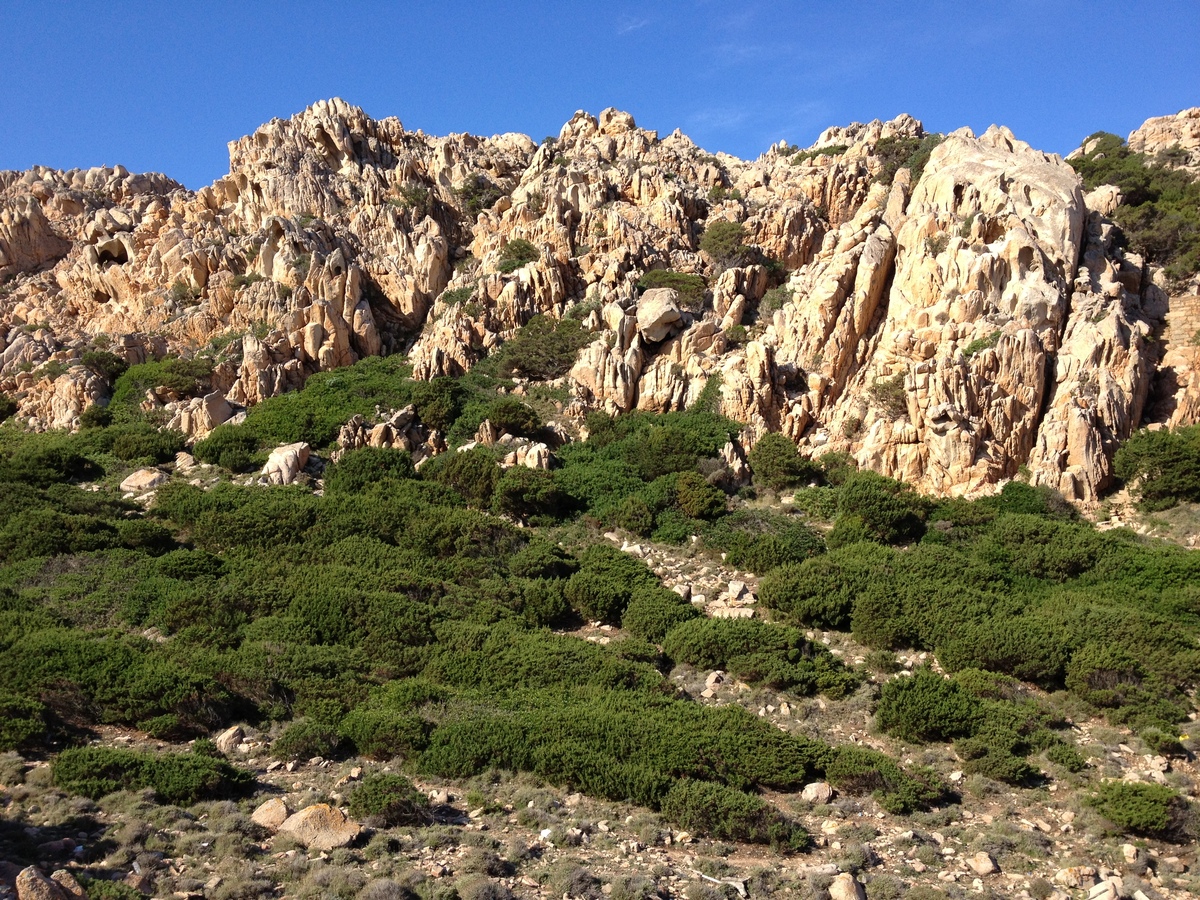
1069;131;1200;281
1;349;1197;843
1113;423;1200;510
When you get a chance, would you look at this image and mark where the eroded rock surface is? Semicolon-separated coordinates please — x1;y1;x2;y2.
3;101;1198;500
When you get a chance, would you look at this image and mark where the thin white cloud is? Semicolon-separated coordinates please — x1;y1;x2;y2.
689;106;750;131
616;15;650;34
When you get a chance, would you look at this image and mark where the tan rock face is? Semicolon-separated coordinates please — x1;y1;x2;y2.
3;100;1197;501
1127;107;1200;167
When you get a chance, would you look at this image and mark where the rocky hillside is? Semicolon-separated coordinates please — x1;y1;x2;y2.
2;100;1199;501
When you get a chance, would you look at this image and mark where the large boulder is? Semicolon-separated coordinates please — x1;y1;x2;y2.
120;468;169;493
636;288;682;342
276;803;361;850
251;797;292;831
261;442;310;485
14;867;68;900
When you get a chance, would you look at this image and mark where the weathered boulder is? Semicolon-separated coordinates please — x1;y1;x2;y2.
828;873;866;900
14;867;68;900
262;442;310;485
213;725;244;755
636;288;682;342
276;803;361;850
251;797;292;831
120;468;169;493
801;781;834;804
968;851;998;876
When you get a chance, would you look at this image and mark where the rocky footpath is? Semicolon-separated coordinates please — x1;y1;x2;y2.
2;101;1200;501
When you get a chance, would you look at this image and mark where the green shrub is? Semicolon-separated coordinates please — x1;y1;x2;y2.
79;403;112;428
674;471;726;519
699;220;746;265
110;426;185;463
747;433;820;492
758;556;855;630
1045;743;1086;772
836;471;927;545
621;586;700;643
875;668;980;743
497;239;539;273
1087;781;1192;840
867;372;908;418
0;393;16;424
485;397;541;437
636;270;707;309
349;773;430;826
82;350;129;383
491;467;568;525
428;447;501;508
109;358;213;424
660;779;808;850
455;175;505;215
325;447;416;494
614;495;655;536
53;746;252;804
873;134;944;186
758;286;792;319
0;693;44;750
272;718;341;761
663;617;858;697
1069;132;1200;281
494;315;590;379
963;331;1001;359
1113;425;1200;510
719;521;825;574
193;425;260;472
340;707;430;760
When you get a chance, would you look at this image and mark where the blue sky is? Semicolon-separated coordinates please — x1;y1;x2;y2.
2;1;1197;189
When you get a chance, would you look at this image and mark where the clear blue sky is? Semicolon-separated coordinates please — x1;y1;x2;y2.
2;1;1197;189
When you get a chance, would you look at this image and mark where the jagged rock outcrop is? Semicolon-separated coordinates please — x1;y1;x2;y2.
1127;107;1200;168
2;99;1198;501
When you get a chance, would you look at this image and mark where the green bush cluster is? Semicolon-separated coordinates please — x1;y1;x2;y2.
636;270;707;309
876;668;1081;785
52;746;253;804
108;357;213;424
1113;424;1200;510
663;618;860;698
1069;132;1200;281
1087;781;1193;840
6;340;1200;843
746;433;820;493
660;779;808;851
699;220;747;265
497;239;539;273
348;773;430;826
493;314;591;379
872;134;944;186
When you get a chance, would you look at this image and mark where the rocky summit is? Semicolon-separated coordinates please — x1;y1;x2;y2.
3;99;1200;500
